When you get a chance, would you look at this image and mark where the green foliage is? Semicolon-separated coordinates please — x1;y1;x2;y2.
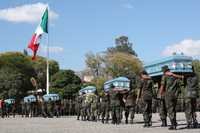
85;52;103;77
84;35;142;92
50;70;82;97
0;52;35;99
107;36;137;56
91;77;108;94
0;52;60;99
105;52;142;77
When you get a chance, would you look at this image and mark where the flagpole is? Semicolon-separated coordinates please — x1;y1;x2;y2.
46;6;50;95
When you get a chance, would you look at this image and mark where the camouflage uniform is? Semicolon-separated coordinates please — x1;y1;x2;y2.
101;92;110;124
90;94;98;121
139;77;154;127
159;95;167;126
161;74;181;129
85;94;92;121
47;100;53;118
96;95;101;121
124;89;137;124
184;73;199;128
75;95;82;120
81;94;87;121
110;88;121;124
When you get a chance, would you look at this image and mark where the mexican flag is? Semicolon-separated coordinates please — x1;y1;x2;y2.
28;8;48;60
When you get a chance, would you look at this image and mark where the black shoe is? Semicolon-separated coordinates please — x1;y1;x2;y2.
187;124;193;129
125;119;128;124
143;122;149;128
148;121;152;127
169;119;177;130
193;121;198;128
168;125;176;130
143;124;147;128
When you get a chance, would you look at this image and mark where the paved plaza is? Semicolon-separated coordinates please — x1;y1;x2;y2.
0;113;200;133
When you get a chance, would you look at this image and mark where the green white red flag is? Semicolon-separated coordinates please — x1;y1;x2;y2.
28;8;48;60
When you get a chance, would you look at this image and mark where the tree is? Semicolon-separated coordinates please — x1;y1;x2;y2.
104;52;142;78
107;36;137;56
192;60;200;83
0;52;35;99
50;70;82;97
0;52;60;99
85;52;104;77
91;77;108;95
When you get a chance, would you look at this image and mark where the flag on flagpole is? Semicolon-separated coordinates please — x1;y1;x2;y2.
28;8;48;60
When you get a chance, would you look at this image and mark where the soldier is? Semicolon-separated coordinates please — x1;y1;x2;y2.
101;91;110;124
109;84;121;124
85;94;92;121
81;92;87;121
30;101;34;117
5;101;11;118
159;65;183;130
75;94;82;120
47;98;53;118
68;99;73;116
90;93;98;121
158;86;168;127
184;68;199;128
54;100;60;118
137;70;154;127
124;89;137;124
41;98;47;118
96;95;101;121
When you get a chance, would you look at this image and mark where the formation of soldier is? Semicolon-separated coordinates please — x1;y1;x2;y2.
0;97;76;118
0;65;199;130
76;65;199;130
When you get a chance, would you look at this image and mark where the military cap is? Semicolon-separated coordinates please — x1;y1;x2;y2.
140;70;148;75
162;65;170;73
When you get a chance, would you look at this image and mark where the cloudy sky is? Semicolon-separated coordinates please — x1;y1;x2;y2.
0;0;200;70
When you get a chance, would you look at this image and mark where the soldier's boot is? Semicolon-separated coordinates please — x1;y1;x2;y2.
161;119;167;127
143;122;148;128
111;117;116;124
193;120;198;128
102;118;105;124
147;119;152;127
187;122;193;129
149;117;152;126
125;118;128;124
83;116;86;121
86;116;90;121
116;118;120;125
94;116;97;122
168;119;176;130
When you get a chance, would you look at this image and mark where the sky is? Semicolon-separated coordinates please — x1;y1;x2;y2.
0;0;200;71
